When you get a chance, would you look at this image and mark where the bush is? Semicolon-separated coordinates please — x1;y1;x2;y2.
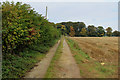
2;1;61;54
2;2;61;78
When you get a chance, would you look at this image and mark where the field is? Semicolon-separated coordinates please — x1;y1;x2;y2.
70;37;118;64
66;37;118;78
2;1;120;79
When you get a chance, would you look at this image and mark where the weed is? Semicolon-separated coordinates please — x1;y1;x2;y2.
45;36;64;78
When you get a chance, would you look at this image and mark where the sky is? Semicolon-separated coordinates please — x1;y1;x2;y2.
1;0;120;2
1;0;119;31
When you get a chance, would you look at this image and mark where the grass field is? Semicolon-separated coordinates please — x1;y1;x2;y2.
66;37;118;78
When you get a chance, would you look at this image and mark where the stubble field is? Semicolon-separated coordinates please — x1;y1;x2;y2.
69;37;118;78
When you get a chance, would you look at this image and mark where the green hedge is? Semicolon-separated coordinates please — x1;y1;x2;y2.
2;1;61;78
2;1;61;54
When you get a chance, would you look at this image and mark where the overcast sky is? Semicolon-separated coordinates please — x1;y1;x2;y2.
2;0;119;31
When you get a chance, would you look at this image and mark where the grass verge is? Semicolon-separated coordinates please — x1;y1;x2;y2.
45;36;64;78
65;37;117;78
2;39;60;78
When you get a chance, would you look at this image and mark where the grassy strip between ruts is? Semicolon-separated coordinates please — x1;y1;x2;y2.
2;39;60;78
65;37;117;78
45;36;64;78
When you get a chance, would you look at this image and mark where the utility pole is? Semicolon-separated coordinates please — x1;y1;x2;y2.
45;6;47;19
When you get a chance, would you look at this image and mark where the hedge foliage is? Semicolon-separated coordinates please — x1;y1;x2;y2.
2;1;61;54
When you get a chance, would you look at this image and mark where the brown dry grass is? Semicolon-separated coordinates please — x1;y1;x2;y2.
70;37;118;78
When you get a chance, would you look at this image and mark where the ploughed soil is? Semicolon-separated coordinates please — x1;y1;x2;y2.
70;37;118;78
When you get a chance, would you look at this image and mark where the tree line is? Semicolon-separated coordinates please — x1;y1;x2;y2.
1;1;120;55
56;21;120;37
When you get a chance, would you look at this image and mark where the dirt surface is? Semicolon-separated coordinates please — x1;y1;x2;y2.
55;39;81;78
25;40;60;78
70;37;118;78
70;37;118;64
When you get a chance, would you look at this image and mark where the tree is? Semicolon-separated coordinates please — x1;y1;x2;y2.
97;26;105;37
59;22;72;35
80;27;87;37
56;23;62;29
74;22;86;36
106;27;112;37
87;25;97;37
112;30;120;36
69;26;75;37
59;21;86;36
61;25;66;35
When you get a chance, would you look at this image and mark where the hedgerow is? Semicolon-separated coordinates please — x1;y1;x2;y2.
2;1;61;54
2;1;61;78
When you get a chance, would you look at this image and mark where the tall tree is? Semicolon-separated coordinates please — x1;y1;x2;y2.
74;22;86;36
56;23;62;29
87;25;97;37
80;27;87;37
106;27;112;37
69;26;75;37
59;21;86;36
60;22;73;35
97;26;105;37
112;30;120;36
61;25;66;35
